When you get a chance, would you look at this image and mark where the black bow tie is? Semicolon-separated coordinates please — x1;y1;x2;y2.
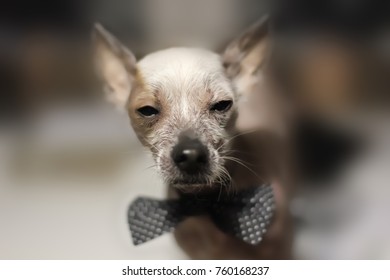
127;184;275;246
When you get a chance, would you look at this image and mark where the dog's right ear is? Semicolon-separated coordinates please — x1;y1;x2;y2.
223;16;270;79
93;23;137;109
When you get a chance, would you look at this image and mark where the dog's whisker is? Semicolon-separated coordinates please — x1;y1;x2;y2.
215;165;234;199
221;152;258;170
221;149;257;157
217;129;260;152
143;164;157;171
222;156;265;182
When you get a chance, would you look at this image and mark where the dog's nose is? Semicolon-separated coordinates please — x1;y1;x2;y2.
171;138;209;174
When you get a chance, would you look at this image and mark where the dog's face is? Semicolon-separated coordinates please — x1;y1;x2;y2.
131;48;236;187
93;18;268;188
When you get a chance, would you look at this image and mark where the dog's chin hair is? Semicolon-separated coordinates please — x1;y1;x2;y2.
171;184;212;194
163;174;216;188
160;166;230;192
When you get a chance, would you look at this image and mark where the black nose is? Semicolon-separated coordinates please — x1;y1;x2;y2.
171;138;209;174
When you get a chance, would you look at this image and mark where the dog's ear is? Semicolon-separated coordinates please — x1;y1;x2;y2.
223;16;270;79
93;23;137;109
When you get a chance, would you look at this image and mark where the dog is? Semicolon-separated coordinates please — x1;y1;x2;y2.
93;17;293;259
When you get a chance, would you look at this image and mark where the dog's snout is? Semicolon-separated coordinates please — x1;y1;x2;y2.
171;138;209;174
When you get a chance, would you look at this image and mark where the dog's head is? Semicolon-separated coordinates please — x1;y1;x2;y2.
93;18;269;188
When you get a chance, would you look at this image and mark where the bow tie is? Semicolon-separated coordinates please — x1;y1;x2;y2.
127;184;275;246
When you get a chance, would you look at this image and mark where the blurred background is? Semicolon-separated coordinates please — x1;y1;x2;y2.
0;0;389;259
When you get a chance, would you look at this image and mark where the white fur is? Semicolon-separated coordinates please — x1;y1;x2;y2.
138;47;234;109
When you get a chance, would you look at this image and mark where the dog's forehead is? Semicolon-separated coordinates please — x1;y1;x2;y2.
137;48;233;99
138;47;222;77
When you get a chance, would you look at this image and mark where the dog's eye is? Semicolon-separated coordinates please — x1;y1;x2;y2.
210;100;233;112
137;106;159;117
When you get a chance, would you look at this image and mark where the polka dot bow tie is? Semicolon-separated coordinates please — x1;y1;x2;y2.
127;184;275;246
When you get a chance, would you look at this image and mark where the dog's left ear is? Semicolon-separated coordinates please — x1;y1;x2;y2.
223;16;270;79
93;23;137;109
